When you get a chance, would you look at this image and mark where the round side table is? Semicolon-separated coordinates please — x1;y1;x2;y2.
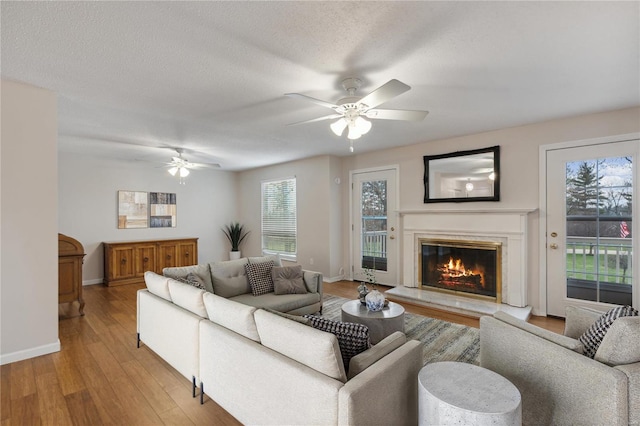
418;361;522;426
340;299;405;344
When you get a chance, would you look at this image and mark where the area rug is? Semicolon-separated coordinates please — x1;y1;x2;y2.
321;294;480;365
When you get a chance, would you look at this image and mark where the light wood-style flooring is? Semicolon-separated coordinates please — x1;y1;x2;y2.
1;280;564;425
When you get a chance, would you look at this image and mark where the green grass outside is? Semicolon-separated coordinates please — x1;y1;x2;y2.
566;251;632;285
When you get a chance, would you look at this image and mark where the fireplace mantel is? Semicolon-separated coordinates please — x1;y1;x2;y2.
398;208;537;308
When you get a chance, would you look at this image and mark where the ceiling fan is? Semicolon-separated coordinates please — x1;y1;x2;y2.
286;78;429;146
167;148;220;184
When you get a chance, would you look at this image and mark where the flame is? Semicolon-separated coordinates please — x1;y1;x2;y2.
439;257;484;287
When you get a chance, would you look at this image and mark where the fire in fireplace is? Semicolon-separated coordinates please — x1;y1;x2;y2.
420;239;501;300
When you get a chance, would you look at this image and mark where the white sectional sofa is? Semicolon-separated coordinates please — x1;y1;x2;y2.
137;271;423;425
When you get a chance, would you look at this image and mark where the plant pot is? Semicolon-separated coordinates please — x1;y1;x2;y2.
229;251;241;260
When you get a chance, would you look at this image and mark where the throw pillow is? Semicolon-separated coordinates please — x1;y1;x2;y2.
303;315;370;371
177;272;207;291
246;260;276;296
579;305;639;358
272;265;307;295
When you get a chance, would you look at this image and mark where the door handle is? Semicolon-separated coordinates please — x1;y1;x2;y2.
549;243;558;249
389;235;395;240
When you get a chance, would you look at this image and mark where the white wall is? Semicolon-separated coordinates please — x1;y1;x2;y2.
1;80;60;364
238;155;344;280
58;152;239;284
340;106;640;314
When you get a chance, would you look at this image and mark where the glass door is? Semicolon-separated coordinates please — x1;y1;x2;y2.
352;168;398;286
546;140;637;316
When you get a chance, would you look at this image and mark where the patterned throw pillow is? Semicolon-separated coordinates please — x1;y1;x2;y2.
272;265;307;295
177;272;207;290
303;315;370;370
579;305;639;358
246;260;276;296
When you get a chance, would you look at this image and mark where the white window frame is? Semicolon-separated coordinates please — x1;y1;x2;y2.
261;176;297;261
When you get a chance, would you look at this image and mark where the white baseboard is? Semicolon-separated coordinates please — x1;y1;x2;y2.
324;275;346;283
1;340;61;365
83;279;104;286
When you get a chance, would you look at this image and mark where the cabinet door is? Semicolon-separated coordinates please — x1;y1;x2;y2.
158;243;179;270
108;246;136;280
59;257;78;302
178;241;197;267
135;244;157;276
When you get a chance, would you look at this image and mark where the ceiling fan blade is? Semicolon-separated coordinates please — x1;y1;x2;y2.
285;93;339;110
287;114;343;126
187;161;221;169
358;79;411;109
365;108;429;121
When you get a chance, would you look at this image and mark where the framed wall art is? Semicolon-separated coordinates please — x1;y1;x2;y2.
150;192;177;228
117;191;149;229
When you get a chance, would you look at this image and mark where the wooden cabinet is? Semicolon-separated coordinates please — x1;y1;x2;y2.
103;238;198;286
59;233;86;315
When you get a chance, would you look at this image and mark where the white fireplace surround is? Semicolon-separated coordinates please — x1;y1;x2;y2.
399;209;536;308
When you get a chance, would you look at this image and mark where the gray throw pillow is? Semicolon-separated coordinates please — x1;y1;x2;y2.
177;272;207;291
579;305;638;358
272;265;307;295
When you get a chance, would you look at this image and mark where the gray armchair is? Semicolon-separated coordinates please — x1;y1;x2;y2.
479;306;640;426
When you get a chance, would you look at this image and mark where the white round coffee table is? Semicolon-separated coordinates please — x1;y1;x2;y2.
341;299;405;344
418;361;521;426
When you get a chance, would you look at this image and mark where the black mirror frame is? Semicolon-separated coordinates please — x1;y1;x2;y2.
423;145;501;203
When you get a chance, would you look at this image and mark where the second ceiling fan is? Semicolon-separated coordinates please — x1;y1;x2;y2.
286;78;429;142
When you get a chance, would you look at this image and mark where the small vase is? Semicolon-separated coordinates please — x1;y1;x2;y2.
365;289;386;312
229;251;241;260
357;283;369;305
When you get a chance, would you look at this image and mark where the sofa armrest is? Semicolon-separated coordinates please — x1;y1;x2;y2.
348;331;407;379
480;315;630;425
564;305;603;339
338;340;422;426
303;270;323;297
493;311;583;352
614;362;640;426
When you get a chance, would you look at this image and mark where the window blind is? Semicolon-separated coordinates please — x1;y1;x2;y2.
261;177;297;256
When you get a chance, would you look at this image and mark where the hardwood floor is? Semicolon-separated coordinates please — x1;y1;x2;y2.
1;280;565;425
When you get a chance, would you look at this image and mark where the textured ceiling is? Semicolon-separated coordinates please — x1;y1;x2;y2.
2;1;639;171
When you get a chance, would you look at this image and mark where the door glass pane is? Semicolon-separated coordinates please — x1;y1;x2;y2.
565;156;633;305
361;180;387;271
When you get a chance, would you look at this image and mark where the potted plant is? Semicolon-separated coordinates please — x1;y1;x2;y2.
222;222;249;260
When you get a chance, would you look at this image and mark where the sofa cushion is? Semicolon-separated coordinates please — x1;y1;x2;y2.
248;254;282;267
272;265;307;295
162;264;214;294
579;305;639;358
210;258;250;298
203;292;260;342
230;292;321;313
168;279;207;317
246;260;276;296
594;316;640;366
144;271;172;301
254;309;347;382
304;315;371;371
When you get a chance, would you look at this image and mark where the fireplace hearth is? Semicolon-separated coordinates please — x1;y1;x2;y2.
420;239;501;301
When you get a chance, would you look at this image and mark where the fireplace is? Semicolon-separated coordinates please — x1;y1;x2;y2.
420;239;502;301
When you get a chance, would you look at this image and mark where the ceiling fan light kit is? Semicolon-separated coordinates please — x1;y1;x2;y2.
286;77;429;151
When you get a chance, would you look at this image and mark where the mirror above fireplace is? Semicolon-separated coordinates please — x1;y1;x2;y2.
423;145;500;203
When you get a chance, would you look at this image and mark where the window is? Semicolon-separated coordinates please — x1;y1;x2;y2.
261;177;297;258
